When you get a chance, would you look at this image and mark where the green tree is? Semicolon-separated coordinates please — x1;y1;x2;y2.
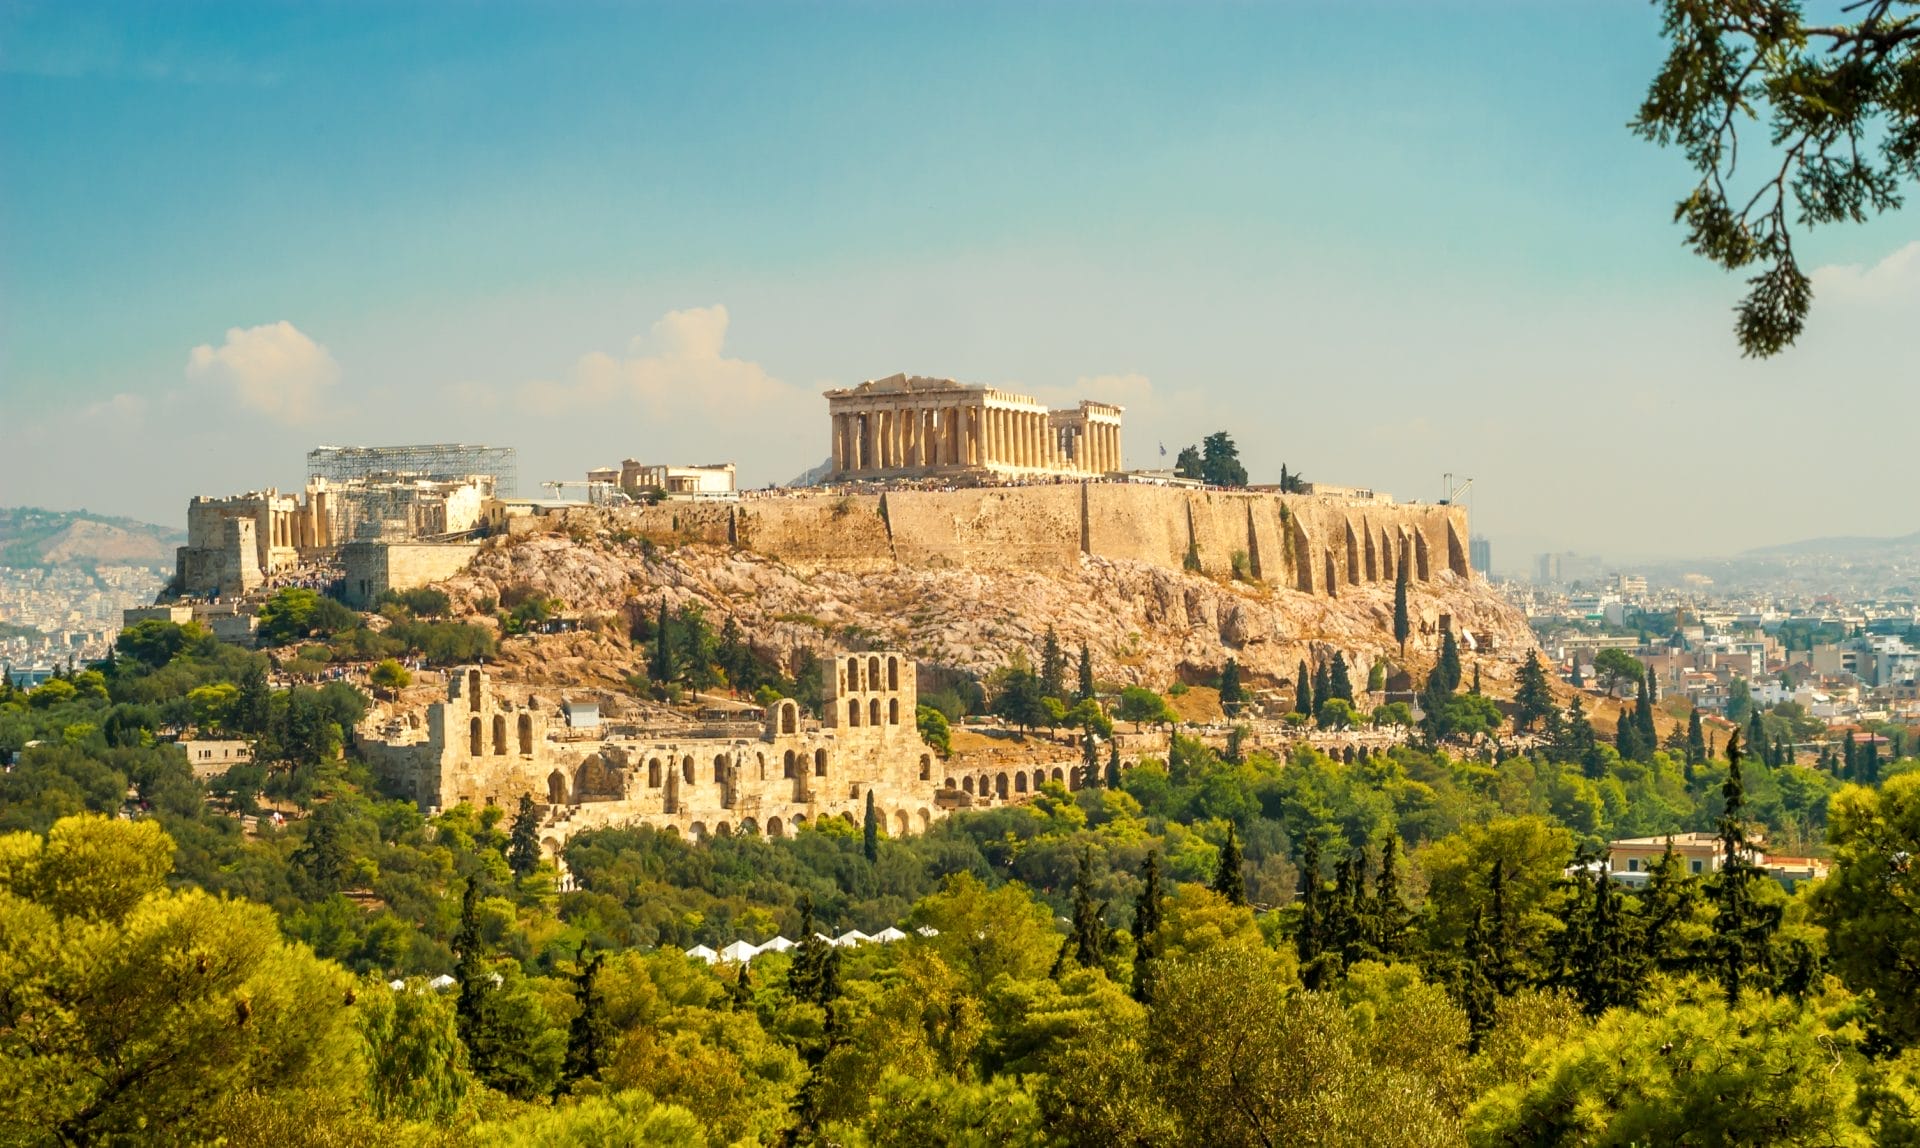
360;978;471;1123
1709;733;1780;1002
1075;642;1096;703
915;705;952;756
506;793;542;877
1199;431;1249;488
1393;558;1411;652
1330;651;1354;704
1812;772;1920;1043
1295;659;1313;719
992;667;1052;734
369;658;412;691
0;815;358;1144
1066;847;1110;971
1218;658;1245;718
1593;648;1644;694
1632;0;1920;356
564;949;609;1088
1173;445;1203;480
1116;685;1176;731
1687;706;1707;764
1131;850;1165;1004
648;596;675;685
864;790;880;864
1437;627;1463;694
1211;824;1247;907
1040;627;1068;703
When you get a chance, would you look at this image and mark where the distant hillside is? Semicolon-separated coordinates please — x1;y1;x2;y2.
0;507;183;569
1745;528;1920;557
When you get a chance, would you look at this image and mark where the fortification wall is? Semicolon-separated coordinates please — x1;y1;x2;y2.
734;496;893;572
881;486;1083;570
341;540;484;607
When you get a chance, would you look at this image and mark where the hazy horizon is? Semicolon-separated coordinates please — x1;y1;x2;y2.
4;3;1916;566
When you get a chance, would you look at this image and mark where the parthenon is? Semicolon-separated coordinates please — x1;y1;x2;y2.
825;374;1123;479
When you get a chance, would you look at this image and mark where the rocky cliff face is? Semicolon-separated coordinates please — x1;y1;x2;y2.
439;532;1539;697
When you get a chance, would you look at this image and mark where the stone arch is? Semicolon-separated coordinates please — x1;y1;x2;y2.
1415;531;1432;581
814;748;828;776
889;698;900;725
840;810;857;826
467;669;481;709
518;713;533;755
888;656;900;691
792;813;808;829
868;698;881;726
547;769;567;805
740;817;758;836
682;755;694;784
1051;767;1065;784
1033;768;1047;790
995;773;1009;799
847;656;862;691
766;816;785;839
917;808;932;831
783;749;796;777
868;655;881;687
894;810;910;836
713;753;728;783
848;699;861;727
943;776;955;789
469;717;483;756
648;757;662;787
664;768;680;813
716;821;731;837
689;820;707;842
779;700;798;735
542;835;561;857
963;776;976;794
1015;772;1029;794
492;714;507;755
919;754;932;781
756;752;766;780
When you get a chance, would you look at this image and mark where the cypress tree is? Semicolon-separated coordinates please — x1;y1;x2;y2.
1640;839;1701;974
1438;627;1462;694
1747;709;1767;766
1296;836;1324;987
1224;724;1246;766
1635;672;1657;747
564;949;608;1086
1219;658;1245;718
1082;729;1103;788
1686;707;1707;764
649;596;675;684
1040;627;1068;702
1106;739;1123;789
1076;643;1096;703
1311;660;1332;720
1212;824;1246;907
1471;662;1482;696
1844;731;1858;780
1864;735;1881;784
1067;847;1110;970
1571;657;1585;689
506;793;542;877
1375;835;1408;959
729;959;754;1010
1709;732;1781;1002
1329;652;1354;704
862;790;878;864
1131;850;1164;1003
788;896;842;1010
1393;558;1411;653
1461;910;1498;1051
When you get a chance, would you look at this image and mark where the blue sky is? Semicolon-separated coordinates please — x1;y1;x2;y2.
3;1;1915;567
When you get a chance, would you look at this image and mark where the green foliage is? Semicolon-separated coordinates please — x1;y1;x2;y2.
915;705;951;756
258;587;360;646
370;658;413;691
1116;686;1176;729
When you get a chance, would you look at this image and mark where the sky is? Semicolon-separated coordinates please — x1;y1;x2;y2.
2;1;1915;572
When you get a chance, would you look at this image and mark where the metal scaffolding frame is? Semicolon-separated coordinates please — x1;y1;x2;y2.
306;443;518;496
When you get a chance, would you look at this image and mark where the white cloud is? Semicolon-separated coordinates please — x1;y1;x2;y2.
81;392;147;421
1811;240;1920;304
519;305;788;413
185;321;340;423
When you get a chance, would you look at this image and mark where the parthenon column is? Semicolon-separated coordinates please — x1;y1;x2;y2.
832;415;845;472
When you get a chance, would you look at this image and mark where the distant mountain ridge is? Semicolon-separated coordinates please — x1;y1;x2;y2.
0;506;183;569
1744;528;1920;557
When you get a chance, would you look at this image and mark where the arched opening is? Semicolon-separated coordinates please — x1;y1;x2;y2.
1033;768;1047;790
780;701;797;735
682;755;694;784
919;754;932;781
547;770;567;805
740;818;758;836
918;809;932;831
814;748;828;777
963;776;976;794
689;821;707;842
847;656;862;690
716;821;731;837
648;758;662;787
840;810;856;826
766;816;784;839
783;750;796;778
1015;773;1029;794
888;698;900;725
756;752;766;780
792;814;808;830
1051;767;1065;784
467;670;481;709
868;655;881;687
492;714;507;755
848;699;861;727
713;754;728;783
894;810;910;836
868;698;881;726
995;773;1010;799
518;713;533;755
887;657;899;691
469;717;482;756
943;776;955;789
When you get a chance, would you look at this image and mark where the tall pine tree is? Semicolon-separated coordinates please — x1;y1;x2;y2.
1212;825;1246;907
1514;651;1555;732
1219;658;1245;718
1067;847;1110;971
1393;557;1411;653
1040;627;1068;703
1076;643;1096;703
506;793;542;877
1329;653;1354;704
1437;627;1463;694
1131;850;1164;1003
1295;659;1313;719
649;596;676;684
1709;732;1781;1002
862;790;879;864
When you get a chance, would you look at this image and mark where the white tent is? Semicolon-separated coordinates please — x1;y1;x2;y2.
427;974;457;990
758;935;798;953
720;940;761;964
387;979;406;990
685;944;719;964
833;929;871;947
871;926;908;943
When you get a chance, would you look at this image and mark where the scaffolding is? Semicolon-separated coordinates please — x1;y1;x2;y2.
306;443;518;496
